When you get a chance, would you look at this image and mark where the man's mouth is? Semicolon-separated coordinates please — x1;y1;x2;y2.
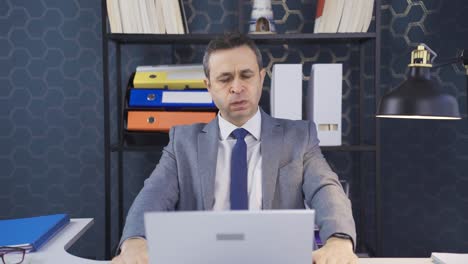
230;100;248;110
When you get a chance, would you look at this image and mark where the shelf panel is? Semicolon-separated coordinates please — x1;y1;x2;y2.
107;33;376;45
110;144;376;153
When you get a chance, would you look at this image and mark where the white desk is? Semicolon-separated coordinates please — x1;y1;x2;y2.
24;218;109;264
359;259;432;264
24;218;432;264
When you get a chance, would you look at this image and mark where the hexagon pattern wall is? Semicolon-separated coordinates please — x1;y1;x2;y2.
380;0;468;257
0;0;104;258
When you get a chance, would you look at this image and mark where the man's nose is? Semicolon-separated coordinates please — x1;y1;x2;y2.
230;78;244;94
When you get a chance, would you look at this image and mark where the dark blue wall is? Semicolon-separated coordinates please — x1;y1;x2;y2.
380;0;468;256
1;0;467;260
0;0;105;259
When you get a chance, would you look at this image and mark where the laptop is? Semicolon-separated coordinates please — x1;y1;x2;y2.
144;210;315;264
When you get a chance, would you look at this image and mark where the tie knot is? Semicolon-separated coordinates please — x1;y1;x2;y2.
231;128;249;140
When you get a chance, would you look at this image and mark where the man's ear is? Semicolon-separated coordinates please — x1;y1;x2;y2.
204;78;211;91
259;68;266;86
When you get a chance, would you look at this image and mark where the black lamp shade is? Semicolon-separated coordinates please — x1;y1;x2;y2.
377;67;461;120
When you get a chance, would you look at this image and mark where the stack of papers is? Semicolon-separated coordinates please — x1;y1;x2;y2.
0;214;70;252
431;252;468;264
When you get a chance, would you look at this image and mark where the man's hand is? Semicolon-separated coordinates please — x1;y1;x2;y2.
111;238;149;264
313;236;358;264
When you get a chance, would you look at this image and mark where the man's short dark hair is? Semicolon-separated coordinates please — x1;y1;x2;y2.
203;32;263;78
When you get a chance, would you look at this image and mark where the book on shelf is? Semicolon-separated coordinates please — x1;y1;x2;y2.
138;0;152;33
315;0;374;33
347;0;364;33
160;0;176;34
106;0;188;34
178;0;189;34
361;0;374;32
106;0;123;33
153;0;166;34
313;0;325;33
337;0;355;33
173;0;185;34
116;0;136;33
321;0;345;33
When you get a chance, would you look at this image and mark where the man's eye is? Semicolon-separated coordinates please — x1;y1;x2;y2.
242;75;252;79
219;78;230;83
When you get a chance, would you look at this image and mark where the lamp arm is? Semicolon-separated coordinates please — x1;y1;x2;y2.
430;49;468;118
432;57;463;69
432;49;468;69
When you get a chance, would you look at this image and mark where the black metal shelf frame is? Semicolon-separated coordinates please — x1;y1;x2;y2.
107;32;376;44
101;0;382;259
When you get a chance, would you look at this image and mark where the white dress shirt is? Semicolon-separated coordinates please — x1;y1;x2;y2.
213;108;263;210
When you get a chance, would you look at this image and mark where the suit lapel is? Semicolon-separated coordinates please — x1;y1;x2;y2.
198;117;219;210
260;110;283;209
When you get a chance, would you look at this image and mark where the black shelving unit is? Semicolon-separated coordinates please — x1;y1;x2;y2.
107;32;377;44
101;0;382;259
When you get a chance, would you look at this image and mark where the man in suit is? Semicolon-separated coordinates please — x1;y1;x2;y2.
112;33;357;264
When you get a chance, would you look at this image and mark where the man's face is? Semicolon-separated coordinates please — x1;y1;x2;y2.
204;45;266;127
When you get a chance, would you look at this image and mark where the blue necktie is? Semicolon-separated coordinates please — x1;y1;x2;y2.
230;128;249;210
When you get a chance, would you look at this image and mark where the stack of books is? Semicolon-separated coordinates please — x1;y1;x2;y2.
314;0;374;33
126;64;217;134
106;0;188;34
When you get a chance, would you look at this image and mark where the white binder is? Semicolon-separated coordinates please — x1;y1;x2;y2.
307;64;342;146
270;64;303;120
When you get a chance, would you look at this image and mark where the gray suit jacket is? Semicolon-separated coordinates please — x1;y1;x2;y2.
120;109;356;247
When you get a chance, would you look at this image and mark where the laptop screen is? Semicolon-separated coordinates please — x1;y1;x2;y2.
144;210;315;264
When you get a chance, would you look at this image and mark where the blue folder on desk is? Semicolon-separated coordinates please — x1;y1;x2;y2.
0;214;70;251
128;89;216;109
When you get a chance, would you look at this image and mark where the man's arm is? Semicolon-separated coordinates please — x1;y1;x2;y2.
117;127;180;249
301;121;357;247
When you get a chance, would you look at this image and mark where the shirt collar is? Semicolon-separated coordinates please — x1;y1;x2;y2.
218;107;261;141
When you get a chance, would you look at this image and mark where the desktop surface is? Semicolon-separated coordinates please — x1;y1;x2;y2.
21;218;431;264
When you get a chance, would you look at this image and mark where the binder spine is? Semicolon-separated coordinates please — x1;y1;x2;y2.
127;111;216;132
128;89;216;109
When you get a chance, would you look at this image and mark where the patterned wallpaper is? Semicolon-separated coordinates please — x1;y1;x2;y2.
0;0;104;259
380;0;468;257
0;0;467;260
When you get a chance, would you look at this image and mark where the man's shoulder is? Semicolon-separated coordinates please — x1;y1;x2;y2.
269;115;312;131
264;115;317;143
171;122;208;136
164;122;214;155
